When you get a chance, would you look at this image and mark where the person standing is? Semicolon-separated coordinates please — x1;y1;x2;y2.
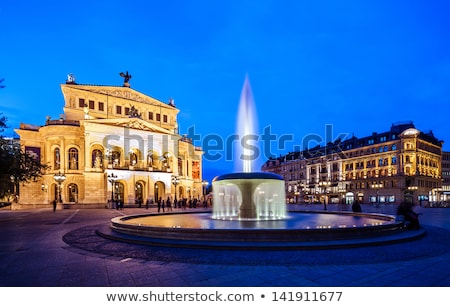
157;197;161;212
167;197;172;211
52;199;57;212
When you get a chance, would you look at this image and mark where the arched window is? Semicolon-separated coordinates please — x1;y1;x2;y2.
68;148;79;170
112;151;120;167
92;149;103;168
178;158;183;175
54;148;60;170
129;151;137;166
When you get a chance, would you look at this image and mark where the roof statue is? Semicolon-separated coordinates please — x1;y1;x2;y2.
128;105;142;119
119;71;132;87
66;73;76;84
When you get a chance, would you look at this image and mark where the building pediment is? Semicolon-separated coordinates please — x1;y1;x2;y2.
82;118;174;134
61;84;176;109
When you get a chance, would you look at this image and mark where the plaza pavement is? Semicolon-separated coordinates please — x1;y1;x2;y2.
0;203;449;287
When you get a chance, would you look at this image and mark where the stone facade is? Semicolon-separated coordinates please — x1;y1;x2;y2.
262;122;443;206
14;78;203;209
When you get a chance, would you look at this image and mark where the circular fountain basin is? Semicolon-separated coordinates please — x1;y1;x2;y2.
97;211;424;250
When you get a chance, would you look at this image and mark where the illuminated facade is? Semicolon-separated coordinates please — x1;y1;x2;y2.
262;122;443;206
442;151;450;203
14;75;203;209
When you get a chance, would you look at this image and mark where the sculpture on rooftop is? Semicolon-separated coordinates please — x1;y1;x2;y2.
119;71;132;87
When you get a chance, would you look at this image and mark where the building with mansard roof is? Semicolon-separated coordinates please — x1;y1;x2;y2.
13;74;203;209
261;122;443;207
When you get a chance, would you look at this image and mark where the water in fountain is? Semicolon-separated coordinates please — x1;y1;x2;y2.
212;76;286;220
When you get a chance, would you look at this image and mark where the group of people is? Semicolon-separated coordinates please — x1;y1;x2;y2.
350;200;420;229
156;197;209;212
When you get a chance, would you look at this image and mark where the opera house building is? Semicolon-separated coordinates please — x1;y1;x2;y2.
14;75;203;209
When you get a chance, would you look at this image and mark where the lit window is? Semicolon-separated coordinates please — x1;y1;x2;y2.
68;148;79;170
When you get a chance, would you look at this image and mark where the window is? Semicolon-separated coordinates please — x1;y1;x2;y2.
192;161;200;180
99;102;104;111
392;156;397;164
391;144;397;150
380;136;387;142
163;114;168;123
125;107;130;116
89;100;95;109
149;112;154;120
116;106;122;114
178;158;183;176
92;149;103;168
79;98;85;108
68;148;79;170
368;139;374;145
156;113;161;121
54;148;60;170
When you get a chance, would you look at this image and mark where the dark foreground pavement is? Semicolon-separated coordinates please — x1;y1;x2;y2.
0;204;449;286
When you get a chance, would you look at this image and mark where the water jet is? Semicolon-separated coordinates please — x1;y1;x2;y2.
100;76;423;249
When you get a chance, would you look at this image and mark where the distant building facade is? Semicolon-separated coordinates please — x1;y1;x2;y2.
441;151;450;204
261;122;443;206
14;75;203;209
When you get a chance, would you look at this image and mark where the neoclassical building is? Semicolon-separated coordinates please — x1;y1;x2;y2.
262;122;443;206
14;74;203;209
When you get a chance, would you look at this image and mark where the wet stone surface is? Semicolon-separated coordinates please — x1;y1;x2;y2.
62;224;450;266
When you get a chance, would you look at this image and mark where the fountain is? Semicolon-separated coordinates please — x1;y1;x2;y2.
212;76;286;221
98;76;424;250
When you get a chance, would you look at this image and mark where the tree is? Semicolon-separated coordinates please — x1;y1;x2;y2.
0;115;49;200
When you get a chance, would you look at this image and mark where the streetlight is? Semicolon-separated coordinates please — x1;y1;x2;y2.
171;175;180;202
10;175;17;202
371;182;383;207
202;180;208;199
53;171;66;203
319;181;331;210
108;173;118;207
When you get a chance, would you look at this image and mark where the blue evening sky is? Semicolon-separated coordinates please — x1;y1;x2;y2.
1;0;450;182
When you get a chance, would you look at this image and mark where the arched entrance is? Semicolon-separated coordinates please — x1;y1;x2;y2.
345;192;355;205
68;183;78;203
135;182;144;203
115;182;125;203
154;181;165;202
178;186;185;200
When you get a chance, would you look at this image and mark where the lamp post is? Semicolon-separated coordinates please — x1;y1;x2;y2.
202;180;208;199
171;175;180;202
371;182;383;207
108;173;118;207
10;175;17;203
319;181;331;210
53;171;66;203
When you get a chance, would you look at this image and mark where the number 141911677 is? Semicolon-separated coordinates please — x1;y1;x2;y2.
271;291;343;302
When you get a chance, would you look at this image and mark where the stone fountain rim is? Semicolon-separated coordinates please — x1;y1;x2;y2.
213;172;283;181
97;211;426;250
